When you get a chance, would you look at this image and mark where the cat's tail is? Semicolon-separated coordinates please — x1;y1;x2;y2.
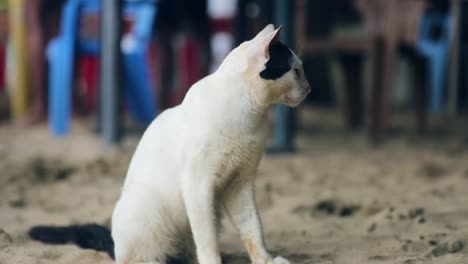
28;224;114;258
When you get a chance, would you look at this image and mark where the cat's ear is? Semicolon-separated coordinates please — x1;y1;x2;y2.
263;25;282;58
247;25;282;64
253;24;275;40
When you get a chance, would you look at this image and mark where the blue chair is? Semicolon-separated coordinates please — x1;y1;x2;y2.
416;13;450;113
48;0;158;136
121;1;158;125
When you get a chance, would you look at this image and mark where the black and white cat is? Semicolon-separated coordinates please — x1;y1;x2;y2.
111;24;311;264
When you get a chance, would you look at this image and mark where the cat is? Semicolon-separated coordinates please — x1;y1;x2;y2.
111;24;311;264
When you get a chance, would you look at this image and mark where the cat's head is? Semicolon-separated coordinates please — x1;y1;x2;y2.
220;24;311;107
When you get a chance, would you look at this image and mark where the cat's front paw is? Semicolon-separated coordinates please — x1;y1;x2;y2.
268;256;291;264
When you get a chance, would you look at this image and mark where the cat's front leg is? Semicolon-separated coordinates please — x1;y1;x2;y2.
182;173;221;264
223;180;291;264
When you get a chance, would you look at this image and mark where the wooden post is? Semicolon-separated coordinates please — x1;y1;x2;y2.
100;0;122;145
448;0;461;117
8;0;29;121
25;0;46;123
368;37;397;142
270;0;295;152
338;53;364;129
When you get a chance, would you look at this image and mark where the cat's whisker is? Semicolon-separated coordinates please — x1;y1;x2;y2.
296;47;304;59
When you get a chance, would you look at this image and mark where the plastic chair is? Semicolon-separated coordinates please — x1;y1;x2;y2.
416;13;450;113
121;1;158;124
48;0;158;135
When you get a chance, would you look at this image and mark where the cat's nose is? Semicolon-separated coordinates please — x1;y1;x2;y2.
305;86;311;93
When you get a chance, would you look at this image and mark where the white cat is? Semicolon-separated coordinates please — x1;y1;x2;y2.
111;24;311;264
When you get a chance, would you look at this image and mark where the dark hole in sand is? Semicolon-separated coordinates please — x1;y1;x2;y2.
432;240;465;257
9;158;77;184
315;199;361;217
315;200;337;214
419;162;447;180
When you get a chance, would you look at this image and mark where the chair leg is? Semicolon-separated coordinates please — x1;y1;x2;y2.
429;52;447;113
368;37;397;143
338;53;364;130
123;52;157;124
412;55;427;134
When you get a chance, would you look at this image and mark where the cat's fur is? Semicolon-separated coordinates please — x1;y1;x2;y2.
111;25;311;264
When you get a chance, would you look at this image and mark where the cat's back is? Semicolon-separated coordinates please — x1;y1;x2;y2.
123;105;187;186
129;75;215;172
140;105;184;149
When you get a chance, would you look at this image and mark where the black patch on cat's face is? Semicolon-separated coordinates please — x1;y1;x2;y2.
259;41;292;80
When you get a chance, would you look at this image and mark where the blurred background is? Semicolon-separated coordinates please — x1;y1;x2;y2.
1;0;468;263
0;0;466;144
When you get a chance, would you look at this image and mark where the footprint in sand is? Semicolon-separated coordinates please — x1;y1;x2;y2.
0;229;13;249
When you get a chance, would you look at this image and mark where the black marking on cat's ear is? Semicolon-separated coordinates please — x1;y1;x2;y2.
294;68;300;76
259;41;292;80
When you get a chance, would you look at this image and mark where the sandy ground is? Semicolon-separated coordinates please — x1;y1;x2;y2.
1;108;468;264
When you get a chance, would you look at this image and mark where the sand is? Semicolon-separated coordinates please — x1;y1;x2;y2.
1;108;468;264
